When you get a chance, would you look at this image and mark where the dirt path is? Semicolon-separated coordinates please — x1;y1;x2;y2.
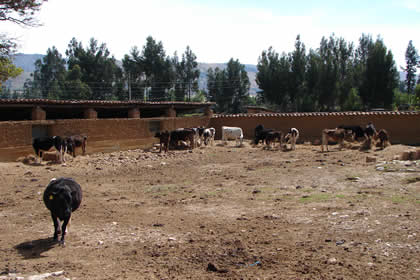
0;142;419;279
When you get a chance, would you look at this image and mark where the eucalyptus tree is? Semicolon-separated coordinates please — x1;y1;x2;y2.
289;35;306;111
64;65;91;100
357;36;398;109
402;40;418;94
317;35;340;111
256;47;291;109
207;67;227;112
207;59;250;113
173;46;200;101
140;36;172;101
225;58;250;113
123;47;146;100
66;37;123;100
303;49;321;111
32;46;67;99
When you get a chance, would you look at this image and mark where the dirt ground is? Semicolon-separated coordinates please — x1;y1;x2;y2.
0;141;419;280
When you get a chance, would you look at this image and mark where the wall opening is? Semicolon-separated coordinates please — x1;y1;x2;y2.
32;125;49;139
148;120;161;134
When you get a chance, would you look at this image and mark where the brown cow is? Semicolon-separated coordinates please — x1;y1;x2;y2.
373;129;390;149
65;135;88;157
321;128;352;152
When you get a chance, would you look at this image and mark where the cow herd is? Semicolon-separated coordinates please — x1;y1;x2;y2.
153;123;390;153
321;123;389;152
30;122;390;245
32;135;88;164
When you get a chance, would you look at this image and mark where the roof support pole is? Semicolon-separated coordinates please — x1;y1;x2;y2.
84;108;97;119
31;106;46;120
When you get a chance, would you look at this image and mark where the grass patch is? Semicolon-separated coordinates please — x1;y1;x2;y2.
391;196;408;204
299;193;331;203
335;194;346;199
145;184;178;194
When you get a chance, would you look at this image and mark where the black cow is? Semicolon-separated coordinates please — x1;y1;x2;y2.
254;124;274;145
365;122;377;138
337;125;367;141
154;131;171;152
43;177;82;245
32;136;66;163
265;130;284;148
170;129;195;149
189;127;205;147
203;128;216;146
65;135;88;157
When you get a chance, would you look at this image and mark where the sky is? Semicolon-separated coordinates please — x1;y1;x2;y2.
3;0;420;68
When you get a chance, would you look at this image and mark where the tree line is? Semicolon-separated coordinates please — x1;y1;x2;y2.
256;34;420;112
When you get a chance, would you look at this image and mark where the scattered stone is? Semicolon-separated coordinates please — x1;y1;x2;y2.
346;176;360;182
327;257;337;264
252;189;261;194
207;263;218;272
336;240;346;245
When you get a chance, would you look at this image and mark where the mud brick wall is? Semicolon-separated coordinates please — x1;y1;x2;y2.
209;112;420;145
0;117;211;161
0;121;33;147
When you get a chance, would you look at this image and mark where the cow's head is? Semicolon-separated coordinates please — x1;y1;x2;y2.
49;187;73;220
65;139;76;157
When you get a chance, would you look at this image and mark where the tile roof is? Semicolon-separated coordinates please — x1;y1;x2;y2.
0;99;214;106
214;111;420;117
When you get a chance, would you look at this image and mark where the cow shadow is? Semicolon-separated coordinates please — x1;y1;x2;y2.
14;237;57;259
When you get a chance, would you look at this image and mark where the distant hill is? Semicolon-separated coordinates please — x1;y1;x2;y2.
5;53;260;95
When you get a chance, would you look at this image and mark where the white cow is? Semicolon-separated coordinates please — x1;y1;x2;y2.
284;128;299;150
221;126;243;146
203;127;216;146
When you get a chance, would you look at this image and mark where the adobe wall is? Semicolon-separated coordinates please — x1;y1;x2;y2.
1;112;418;162
0;117;210;161
209;112;420;145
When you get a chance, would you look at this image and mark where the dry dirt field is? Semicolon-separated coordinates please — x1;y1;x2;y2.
0;141;419;280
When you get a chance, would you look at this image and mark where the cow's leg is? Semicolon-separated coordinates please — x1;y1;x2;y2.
51;213;60;241
60;216;70;245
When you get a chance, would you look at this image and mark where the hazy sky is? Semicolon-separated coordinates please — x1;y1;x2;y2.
4;0;420;68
